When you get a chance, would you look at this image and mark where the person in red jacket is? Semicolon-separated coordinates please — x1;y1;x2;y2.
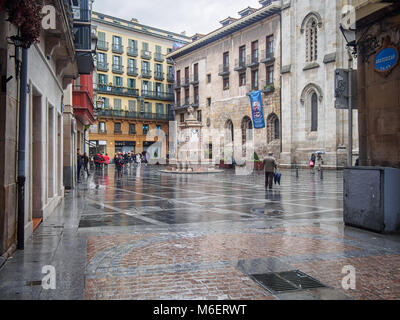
104;153;110;168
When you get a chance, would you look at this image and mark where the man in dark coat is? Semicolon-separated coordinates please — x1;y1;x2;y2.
77;149;83;182
263;152;277;189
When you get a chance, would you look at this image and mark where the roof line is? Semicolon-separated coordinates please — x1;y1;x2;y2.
92;11;192;40
167;2;281;59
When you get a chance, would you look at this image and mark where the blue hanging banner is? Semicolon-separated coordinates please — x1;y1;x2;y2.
249;90;265;129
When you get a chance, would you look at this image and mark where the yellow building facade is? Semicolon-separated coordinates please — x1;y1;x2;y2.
89;12;190;158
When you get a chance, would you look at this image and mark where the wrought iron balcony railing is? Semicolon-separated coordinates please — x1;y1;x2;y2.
112;64;124;74
95;109;174;121
154;52;164;62
127;47;138;57
234;58;246;71
141;69;152;79
246;52;259;67
97;62;109;72
141;50;152;60
154;71;164;81
190;74;199;84
97;40;109;51
218;64;230;76
127;67;138;76
260;50;275;64
97;84;139;97
112;44;124;54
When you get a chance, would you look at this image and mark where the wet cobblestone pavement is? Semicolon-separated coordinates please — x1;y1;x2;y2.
1;166;400;300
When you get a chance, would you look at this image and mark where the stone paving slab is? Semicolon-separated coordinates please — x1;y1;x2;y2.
1;167;400;300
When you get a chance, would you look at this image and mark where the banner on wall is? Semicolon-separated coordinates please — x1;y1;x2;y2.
249;90;265;129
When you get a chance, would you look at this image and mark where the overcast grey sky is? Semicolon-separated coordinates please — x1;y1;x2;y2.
93;0;263;36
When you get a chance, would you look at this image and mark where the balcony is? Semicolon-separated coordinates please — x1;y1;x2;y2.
112;44;124;54
141;69;152;79
261;80;275;94
112;64;124;74
167;57;174;65
154;52;164;62
246;53;259;68
141;90;174;101
97;40;109;51
167;72;175;82
72;84;95;126
97;62;109;72
97;84;139;97
218;64;230;77
127;47;138;57
182;77;190;88
154;71;165;81
260;50;275;64
127;67;138;76
129;130;137;135
114;129;122;134
95;109;174;121
234;58;246;72
141;50;152;60
190;74;199;85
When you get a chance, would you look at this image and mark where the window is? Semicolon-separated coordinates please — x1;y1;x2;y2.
239;45;246;65
142;42;149;51
185;88;189;105
207;73;211;83
266;35;274;55
176;70;181;84
98;73;108;85
114;122;121;133
128;78;136;88
145;102;152;113
112;35;121;48
180;113;184;123
197;110;202;122
266;65;274;84
251;40;258;62
114;98;122;109
142;124;149;135
128;58;136;68
193;63;198;79
99;122;106;133
223;77;229;90
223;52;229;68
128;100;136;112
156;125;161;130
241;116;253;156
311;92;318;131
102;97;110;108
156;103;164;114
184;67;189;82
251;69;258;90
239;72;246;87
267;113;279;143
207;97;211;107
97;52;106;65
306;18;318;62
113;76;123;87
129;39;137;49
129;124;136;134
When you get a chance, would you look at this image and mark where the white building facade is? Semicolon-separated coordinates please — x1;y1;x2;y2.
280;0;359;168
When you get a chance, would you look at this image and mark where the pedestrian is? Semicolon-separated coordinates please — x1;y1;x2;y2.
77;149;83;182
94;153;100;170
309;153;316;174
355;157;360;166
316;154;323;171
83;152;90;177
104;153;110;168
115;152;124;178
263;152;277;189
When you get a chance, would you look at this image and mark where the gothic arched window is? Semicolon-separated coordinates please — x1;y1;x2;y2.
267;113;279;143
311;93;318;132
241;116;253;157
306;18;318;62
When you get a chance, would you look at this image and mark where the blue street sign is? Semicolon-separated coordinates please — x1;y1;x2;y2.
374;47;398;73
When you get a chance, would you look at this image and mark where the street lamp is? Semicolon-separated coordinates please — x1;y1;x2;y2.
339;23;357;56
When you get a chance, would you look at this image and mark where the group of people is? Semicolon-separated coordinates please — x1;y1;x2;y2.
92;153;110;170
309;153;323;174
114;151;149;178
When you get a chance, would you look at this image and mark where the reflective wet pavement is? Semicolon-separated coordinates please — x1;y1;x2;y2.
1;166;400;300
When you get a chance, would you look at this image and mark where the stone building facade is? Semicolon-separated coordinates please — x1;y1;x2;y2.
0;1;78;258
280;0;359;168
168;1;282;164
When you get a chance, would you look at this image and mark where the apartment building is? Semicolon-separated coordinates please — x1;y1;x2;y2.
90;12;190;158
167;0;282;163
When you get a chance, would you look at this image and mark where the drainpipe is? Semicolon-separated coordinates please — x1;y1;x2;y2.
17;48;28;250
